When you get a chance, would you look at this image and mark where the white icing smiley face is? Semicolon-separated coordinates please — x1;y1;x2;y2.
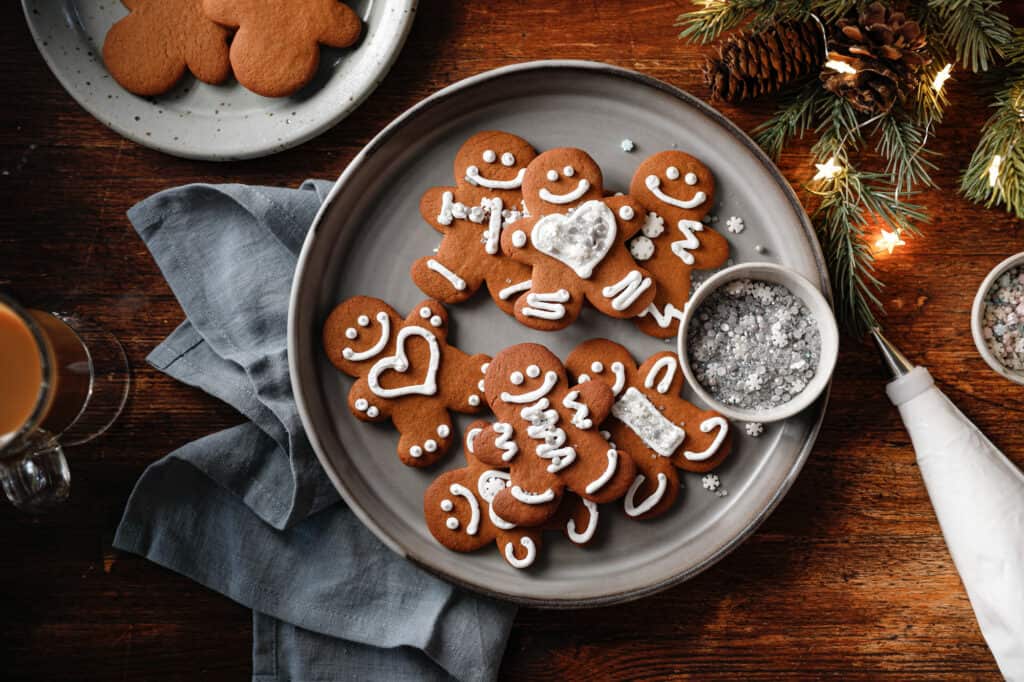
538;165;591;205
461;134;537;191
342;310;391;362
643;161;708;211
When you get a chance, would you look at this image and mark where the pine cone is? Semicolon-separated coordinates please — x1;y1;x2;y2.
820;2;928;114
703;21;825;104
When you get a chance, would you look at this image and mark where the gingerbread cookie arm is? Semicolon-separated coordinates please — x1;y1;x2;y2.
185;11;232;85
562;496;600;545
512;268;585;332
467;423;516;469
601;195;647;240
638;351;685;397
496;527;544;569
419;186;460;235
347;376;391;423
622;453;680;520
673;410;732;473
318;1;361;47
568;378;616;428
569;437;637;505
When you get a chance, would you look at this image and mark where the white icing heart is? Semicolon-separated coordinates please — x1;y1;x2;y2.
367;326;440;398
530;200;616;279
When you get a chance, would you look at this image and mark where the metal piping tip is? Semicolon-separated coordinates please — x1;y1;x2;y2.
870;327;914;379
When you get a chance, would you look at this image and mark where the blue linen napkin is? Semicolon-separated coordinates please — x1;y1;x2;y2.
113;181;517;682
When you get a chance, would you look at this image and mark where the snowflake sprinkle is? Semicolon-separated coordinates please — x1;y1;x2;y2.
726;216;745;234
702;474;720;491
745;422;764;437
620;138;635;152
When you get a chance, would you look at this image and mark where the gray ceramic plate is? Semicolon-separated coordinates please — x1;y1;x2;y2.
22;0;415;160
289;61;829;607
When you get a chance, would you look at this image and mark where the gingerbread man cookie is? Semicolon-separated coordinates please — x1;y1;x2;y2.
203;0;361;98
412;131;536;315
628;151;730;338
323;296;489;467
424;422;602;569
500;148;657;331
103;0;231;96
566;339;733;519
468;343;637;527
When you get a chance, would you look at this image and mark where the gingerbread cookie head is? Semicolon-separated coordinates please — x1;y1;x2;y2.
323;296;489;467
202;0;362;98
454;131;538;195
629;151;716;222
471;343;637;526
521;148;605;216
103;0;231;96
423;421;543;569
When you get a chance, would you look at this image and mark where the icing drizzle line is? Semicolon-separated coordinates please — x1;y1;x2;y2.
645;174;707;210
601;270;653;311
561;390;593;429
683;417;729;461
566;499;599;544
504;537;537;569
585;449;618;495
427;259;467;291
521;290;570;320
511;486;555;504
670;220;704;266
644;357;676;395
539;179;591;204
624;473;669;517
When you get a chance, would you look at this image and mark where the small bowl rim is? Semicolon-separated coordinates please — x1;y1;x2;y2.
676;262;840;423
970;252;1024;386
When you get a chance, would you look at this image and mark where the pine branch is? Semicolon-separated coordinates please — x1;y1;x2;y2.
811;161;928;336
675;0;812;44
960;74;1024;218
812;95;864;158
875;113;938;192
753;83;824;160
928;0;1013;72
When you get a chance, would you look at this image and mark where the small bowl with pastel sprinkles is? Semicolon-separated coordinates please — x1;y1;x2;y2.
971;252;1024;386
677;262;840;423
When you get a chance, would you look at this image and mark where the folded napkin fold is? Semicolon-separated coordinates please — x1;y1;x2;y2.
113;181;516;682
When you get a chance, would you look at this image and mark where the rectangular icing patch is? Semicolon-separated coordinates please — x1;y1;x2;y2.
611;387;686;457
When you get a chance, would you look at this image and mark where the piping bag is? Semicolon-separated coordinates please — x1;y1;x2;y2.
873;329;1024;680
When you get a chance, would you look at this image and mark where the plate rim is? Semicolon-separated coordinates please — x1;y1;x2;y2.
289;59;831;608
20;0;418;161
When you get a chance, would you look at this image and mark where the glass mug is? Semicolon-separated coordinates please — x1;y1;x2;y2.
0;294;130;513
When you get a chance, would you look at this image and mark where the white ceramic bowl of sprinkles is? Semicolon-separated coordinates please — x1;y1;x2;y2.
971;251;1024;386
677;262;840;423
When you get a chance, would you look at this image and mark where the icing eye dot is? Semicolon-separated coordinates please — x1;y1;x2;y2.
526;364;541;378
437;424;450;438
591;361;604;373
666;166;681;180
429;315;443;328
410;445;423;458
440;499;453;512
478;379;486;392
685;172;698;185
618;206;635;221
578;374;591;383
419;306;431;319
355;398;368;410
511;230;527;248
424;439;438;453
563;166;575;177
345;327;358;340
468;395;480;406
481;362;490;374
446;517;459;530
482;149;496;163
510;371;525;385
546;169;559;182
501;152;515;167
357;315;370;327
367;406;379;418
645;174;660;189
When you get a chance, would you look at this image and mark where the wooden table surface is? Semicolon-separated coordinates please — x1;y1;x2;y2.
2;1;1021;679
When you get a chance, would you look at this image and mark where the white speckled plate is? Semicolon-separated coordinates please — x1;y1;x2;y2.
21;0;416;160
290;61;830;607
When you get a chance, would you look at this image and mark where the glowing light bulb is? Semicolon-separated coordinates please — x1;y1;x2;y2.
825;59;857;75
875;228;906;255
932;63;952;92
988;154;1003;188
813;156;843;181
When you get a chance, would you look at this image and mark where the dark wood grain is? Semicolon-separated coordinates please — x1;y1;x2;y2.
1;1;1020;679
